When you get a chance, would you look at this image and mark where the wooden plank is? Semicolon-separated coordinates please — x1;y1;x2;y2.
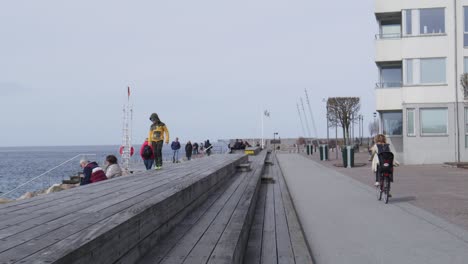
9;155;247;264
0;157;224;243
0;158;229;257
208;163;263;263
272;163;295;264
243;181;267;264
275;154;314;264
136;171;245;264
182;162;258;264
0;155;221;214
159;172;249;263
261;176;277;264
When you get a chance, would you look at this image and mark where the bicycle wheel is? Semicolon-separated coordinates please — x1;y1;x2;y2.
384;177;391;204
377;182;382;201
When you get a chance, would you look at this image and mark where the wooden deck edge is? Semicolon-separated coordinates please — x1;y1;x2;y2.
274;154;315;264
50;155;248;264
211;151;270;264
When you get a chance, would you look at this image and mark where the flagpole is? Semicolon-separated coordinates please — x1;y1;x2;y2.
261;110;264;149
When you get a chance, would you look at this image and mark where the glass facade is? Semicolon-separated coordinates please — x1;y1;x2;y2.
420;108;448;135
382;112;403;136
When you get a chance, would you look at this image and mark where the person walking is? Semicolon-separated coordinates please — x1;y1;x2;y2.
171;137;181;163
140;138;155;170
192;142;199;155
204;139;212;156
148;113;170;170
185;141;193;161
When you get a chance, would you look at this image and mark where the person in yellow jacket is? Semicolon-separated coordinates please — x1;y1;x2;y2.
148;113;170;170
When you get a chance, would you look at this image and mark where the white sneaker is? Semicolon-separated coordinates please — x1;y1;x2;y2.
374;182;380;186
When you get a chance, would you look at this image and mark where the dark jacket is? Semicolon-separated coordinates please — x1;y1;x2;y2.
193;142;199;150
185;143;193;156
171;141;181;150
81;162;107;186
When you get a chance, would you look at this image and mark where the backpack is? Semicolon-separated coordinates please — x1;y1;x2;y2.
142;145;153;159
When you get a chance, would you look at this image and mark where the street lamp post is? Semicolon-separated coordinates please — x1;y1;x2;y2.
273;132;278;151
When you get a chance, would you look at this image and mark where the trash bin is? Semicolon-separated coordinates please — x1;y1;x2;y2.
342;145;355;168
306;145;311;155
319;144;328;161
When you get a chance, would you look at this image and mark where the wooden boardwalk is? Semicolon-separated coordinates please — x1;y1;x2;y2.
244;154;313;264
0;155;246;264
0;152;313;264
138;152;268;264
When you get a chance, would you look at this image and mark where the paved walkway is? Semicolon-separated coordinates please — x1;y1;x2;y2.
277;153;468;264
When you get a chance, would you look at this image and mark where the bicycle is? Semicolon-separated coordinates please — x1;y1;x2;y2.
376;151;394;204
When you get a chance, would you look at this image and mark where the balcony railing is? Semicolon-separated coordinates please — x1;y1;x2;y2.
375;33;402;40
376;82;402;88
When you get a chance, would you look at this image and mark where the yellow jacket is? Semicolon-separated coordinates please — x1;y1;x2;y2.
148;123;169;144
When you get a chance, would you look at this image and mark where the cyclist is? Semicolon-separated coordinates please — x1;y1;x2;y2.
369;134;399;193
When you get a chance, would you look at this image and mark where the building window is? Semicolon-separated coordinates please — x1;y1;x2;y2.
420;108;448;135
405;10;412;35
464;57;468;72
407;109;415;136
464;7;468;46
380;66;402;88
404;58;446;85
403;8;445;36
420;58;446;84
420;8;445;34
405;59;413;84
381;23;401;39
382;111;403;136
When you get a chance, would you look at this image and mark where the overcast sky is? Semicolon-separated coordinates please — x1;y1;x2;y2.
0;0;376;147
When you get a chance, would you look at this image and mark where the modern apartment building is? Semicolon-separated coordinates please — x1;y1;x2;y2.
375;0;468;164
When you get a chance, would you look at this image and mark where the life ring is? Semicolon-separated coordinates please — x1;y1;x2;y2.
119;146;135;156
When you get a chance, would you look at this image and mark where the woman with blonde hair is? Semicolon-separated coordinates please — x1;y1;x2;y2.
370;134;398;188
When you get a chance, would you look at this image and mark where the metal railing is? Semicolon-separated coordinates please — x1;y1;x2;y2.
0;153;96;198
375;33;402;40
376;82;402;88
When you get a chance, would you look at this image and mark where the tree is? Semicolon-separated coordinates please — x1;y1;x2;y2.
327;97;360;146
368;119;379;137
461;73;468;98
296;137;306;145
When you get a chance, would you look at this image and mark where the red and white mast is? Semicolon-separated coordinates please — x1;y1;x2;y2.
121;86;134;172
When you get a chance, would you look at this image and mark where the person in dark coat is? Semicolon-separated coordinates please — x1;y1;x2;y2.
79;160;107;185
192;142;199;155
171;137;181;163
185;141;193;161
204;140;212;156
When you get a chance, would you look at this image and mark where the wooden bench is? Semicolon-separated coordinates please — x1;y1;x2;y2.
138;151;269;264
244;153;314;264
0;154;247;264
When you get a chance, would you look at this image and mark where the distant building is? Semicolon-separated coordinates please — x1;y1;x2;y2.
374;0;468;164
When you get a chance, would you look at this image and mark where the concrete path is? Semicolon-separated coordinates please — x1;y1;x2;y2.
277;154;468;264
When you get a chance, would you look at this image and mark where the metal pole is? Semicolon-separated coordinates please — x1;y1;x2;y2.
261;110;264;149
326;104;329;149
335;124;338;159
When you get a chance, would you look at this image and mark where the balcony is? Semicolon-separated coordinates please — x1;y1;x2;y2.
377;62;402;89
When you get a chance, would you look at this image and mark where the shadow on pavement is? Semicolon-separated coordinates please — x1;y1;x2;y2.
389;196;417;204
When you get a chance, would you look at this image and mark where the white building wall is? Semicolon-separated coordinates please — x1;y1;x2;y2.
374;0;468;164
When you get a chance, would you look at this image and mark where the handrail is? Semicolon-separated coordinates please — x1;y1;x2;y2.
0;153;96;198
